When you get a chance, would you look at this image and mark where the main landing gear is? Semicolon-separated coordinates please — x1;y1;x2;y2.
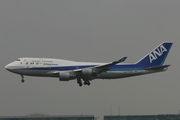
77;78;91;87
77;78;82;87
84;81;90;86
21;75;25;83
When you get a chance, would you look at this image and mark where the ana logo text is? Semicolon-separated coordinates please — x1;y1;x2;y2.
149;45;167;63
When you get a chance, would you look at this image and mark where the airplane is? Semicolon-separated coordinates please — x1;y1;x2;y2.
5;41;173;86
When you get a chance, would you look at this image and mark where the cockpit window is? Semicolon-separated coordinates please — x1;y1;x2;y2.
16;59;20;61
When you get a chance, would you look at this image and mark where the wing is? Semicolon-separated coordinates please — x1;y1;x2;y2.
74;57;127;74
94;57;127;72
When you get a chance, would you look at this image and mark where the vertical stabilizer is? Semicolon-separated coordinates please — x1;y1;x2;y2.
136;42;173;67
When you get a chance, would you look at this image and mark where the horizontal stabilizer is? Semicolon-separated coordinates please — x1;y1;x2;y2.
144;65;171;70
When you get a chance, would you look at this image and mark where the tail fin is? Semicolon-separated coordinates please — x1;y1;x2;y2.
136;41;173;67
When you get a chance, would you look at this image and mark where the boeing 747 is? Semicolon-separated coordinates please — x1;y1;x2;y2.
5;42;173;86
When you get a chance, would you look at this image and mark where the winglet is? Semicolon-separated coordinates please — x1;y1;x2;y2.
112;57;127;64
118;57;127;63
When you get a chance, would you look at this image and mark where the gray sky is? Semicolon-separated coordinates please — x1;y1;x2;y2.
0;0;180;119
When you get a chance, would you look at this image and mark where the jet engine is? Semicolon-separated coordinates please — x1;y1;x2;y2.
82;68;94;76
59;72;76;81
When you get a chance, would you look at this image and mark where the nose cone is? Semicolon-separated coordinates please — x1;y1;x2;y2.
5;62;15;72
5;62;22;74
5;64;11;70
5;64;9;70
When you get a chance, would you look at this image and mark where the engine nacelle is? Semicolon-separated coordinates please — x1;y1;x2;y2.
82;68;93;76
59;72;75;81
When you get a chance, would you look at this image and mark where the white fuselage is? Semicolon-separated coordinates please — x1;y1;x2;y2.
5;58;166;80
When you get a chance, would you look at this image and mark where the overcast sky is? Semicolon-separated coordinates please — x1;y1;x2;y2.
0;0;180;119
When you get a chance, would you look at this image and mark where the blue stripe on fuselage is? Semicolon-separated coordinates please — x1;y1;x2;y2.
16;64;151;71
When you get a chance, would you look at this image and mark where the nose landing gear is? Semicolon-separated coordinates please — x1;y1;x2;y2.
21;75;25;83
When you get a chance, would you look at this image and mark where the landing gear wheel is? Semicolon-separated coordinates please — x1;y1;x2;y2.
84;81;91;86
79;83;82;87
21;79;25;83
77;78;82;87
87;82;90;86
